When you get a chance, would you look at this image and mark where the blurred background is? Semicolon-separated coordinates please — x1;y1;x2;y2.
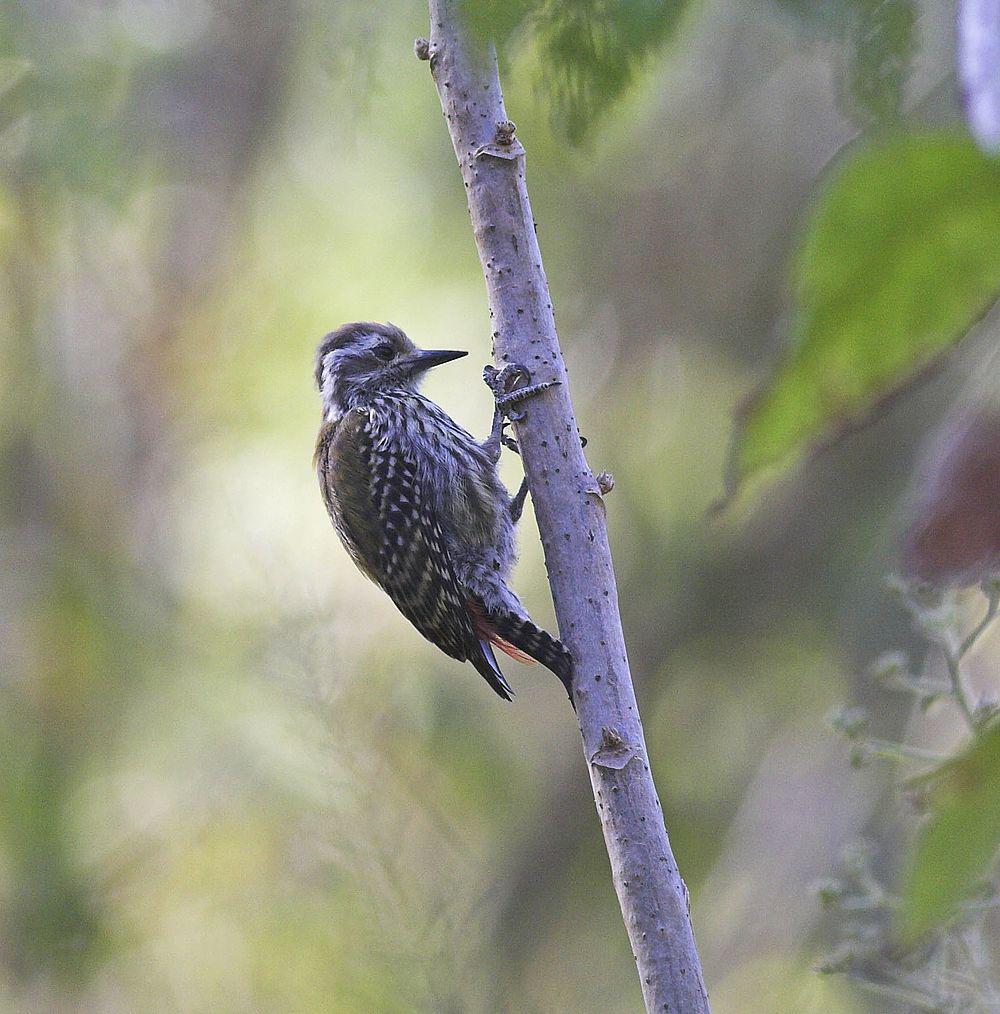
1;0;993;1010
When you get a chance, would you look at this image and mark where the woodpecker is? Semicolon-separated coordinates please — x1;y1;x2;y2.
314;321;574;701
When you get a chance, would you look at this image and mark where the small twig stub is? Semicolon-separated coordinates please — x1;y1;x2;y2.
591;726;638;771
475;139;526;162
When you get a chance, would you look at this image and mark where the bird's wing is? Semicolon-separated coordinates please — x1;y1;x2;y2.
316;413;383;583
320;410;512;697
370;435;476;661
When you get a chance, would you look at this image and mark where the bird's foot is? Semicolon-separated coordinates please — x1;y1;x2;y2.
501;432;521;455
483;363;559;422
509;476;529;524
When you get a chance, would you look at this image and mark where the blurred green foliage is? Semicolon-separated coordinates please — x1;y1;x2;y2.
774;0;916;127
0;0;993;1011
823;582;1000;1005
728;133;1000;499
470;0;916;143
841;0;915;127
465;0;690;141
903;721;1000;942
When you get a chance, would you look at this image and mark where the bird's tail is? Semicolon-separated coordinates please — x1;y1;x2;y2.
471;639;515;702
469;599;574;702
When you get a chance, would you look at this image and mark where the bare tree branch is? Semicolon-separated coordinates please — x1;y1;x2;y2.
418;6;710;1010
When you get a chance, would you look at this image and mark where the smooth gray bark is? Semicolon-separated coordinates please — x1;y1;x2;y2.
419;6;710;1011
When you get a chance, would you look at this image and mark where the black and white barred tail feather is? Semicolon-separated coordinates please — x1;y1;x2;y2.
470;601;574;702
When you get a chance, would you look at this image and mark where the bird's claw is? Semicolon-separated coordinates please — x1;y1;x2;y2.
483;363;559;422
483;363;530;399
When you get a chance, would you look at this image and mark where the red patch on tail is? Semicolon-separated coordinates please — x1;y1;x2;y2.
491;635;538;665
467;599;539;666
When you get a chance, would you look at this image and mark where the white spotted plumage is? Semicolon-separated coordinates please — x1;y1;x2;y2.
315;322;573;701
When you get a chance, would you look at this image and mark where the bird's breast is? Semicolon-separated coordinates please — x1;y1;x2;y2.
375;393;510;549
448;467;504;545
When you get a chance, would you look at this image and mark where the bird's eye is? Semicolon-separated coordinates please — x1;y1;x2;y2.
373;343;395;362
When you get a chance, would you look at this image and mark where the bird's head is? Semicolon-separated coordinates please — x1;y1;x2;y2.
315;322;468;419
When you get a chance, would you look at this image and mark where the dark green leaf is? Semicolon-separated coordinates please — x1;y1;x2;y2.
532;0;688;142
465;0;689;142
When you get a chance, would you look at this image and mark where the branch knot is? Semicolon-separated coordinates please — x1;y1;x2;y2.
591;726;639;771
495;119;517;145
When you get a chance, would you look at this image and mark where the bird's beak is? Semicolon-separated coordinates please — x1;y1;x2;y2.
404;348;469;375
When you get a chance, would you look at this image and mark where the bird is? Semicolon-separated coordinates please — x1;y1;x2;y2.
313;321;574;701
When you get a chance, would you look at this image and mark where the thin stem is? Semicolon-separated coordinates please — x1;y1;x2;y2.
866;738;950;765
940;587;999;733
959;588;1000;659
943;644;978;731
883;675;951;697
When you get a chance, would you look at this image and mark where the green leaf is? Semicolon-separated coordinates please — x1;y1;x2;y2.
726;133;1000;499
531;0;688;142
465;0;690;142
901;723;1000;941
